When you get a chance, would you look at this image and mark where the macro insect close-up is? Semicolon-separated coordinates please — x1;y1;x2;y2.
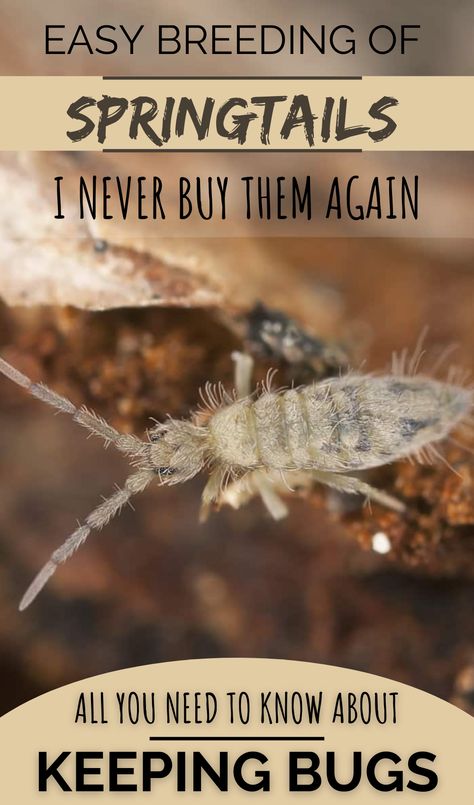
1;0;474;784
0;328;471;612
0;223;473;719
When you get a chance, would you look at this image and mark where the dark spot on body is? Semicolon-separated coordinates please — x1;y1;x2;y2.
356;433;371;452
392;380;434;395
400;417;438;439
390;382;409;395
150;428;167;442
154;467;175;476
93;239;108;253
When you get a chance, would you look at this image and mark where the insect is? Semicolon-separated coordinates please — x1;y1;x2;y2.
244;301;351;382
0;344;471;611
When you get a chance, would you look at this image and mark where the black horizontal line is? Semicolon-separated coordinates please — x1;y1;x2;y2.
103;75;362;81
103;148;362;154
149;736;325;741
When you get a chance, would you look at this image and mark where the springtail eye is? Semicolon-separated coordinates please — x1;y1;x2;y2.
150;429;167;443
155;466;175;477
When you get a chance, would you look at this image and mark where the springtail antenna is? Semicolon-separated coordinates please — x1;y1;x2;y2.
0;356;148;460
0;356;155;609
19;467;155;610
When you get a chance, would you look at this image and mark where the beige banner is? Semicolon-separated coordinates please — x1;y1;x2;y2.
0;659;472;802
0;76;472;151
